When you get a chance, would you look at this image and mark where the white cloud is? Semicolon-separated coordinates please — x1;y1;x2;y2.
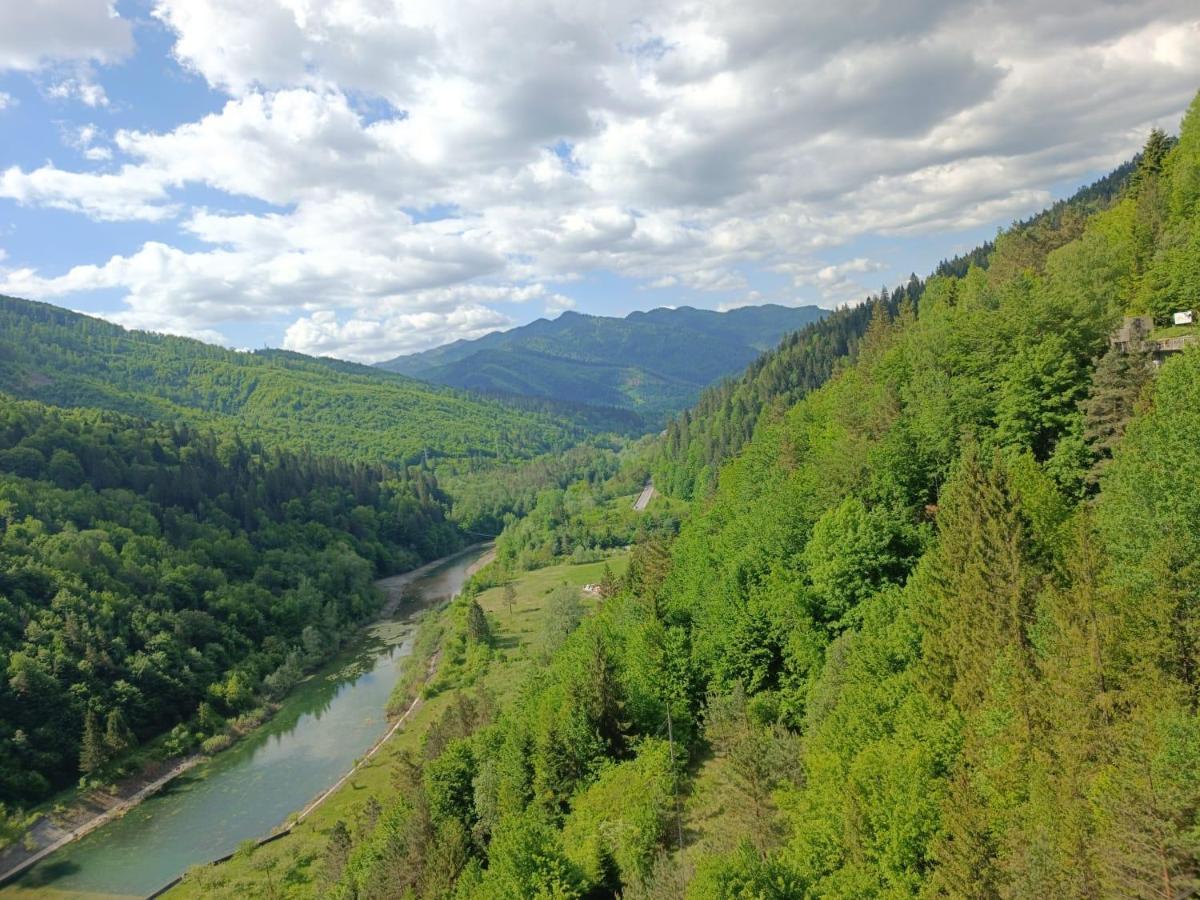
0;164;174;221
0;1;132;72
283;305;515;361
47;72;109;107
0;92;13;111
2;1;1199;357
63;123;113;161
780;257;889;303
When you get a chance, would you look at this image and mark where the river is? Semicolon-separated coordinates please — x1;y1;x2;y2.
6;544;490;899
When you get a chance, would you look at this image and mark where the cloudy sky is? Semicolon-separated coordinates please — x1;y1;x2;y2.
1;1;1198;361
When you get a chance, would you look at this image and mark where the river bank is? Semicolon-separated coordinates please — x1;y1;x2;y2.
163;552;628;899
2;543;492;898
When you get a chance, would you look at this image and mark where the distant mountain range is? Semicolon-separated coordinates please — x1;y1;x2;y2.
377;304;827;420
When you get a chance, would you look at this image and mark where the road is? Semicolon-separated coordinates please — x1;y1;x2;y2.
633;481;657;511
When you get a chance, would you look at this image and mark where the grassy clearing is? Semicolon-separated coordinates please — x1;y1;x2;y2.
1149;322;1200;340
165;553;628;899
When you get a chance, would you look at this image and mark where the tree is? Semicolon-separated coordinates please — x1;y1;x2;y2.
79;709;107;777
703;687;799;856
599;562;617;599
801;497;914;627
538;584;584;659
1080;344;1152;487
465;599;492;645
503;582;517;618
320;819;352;891
104;709;135;756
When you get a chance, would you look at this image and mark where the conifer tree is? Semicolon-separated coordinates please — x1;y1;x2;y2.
79;708;107;777
103;708;134;756
1080;345;1152;488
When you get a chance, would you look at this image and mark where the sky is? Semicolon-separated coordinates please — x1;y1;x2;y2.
0;2;1198;362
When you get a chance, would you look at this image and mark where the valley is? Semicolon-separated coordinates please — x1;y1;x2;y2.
0;8;1198;897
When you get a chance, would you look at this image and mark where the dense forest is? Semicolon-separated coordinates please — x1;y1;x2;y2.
378;305;825;421
316;94;1200;898
0;298;608;469
0;399;460;808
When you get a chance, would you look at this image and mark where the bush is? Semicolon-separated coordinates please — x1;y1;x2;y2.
201;733;234;755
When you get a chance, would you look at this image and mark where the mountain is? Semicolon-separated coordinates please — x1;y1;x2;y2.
0;296;629;468
377;304;827;420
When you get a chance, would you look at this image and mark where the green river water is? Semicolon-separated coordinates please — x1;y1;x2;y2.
7;545;489;899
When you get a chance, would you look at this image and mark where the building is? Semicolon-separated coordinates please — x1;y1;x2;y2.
1110;315;1198;366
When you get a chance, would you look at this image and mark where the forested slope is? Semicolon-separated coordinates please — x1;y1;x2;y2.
0;297;604;468
653;154;1142;500
312;94;1200;899
0;399;461;810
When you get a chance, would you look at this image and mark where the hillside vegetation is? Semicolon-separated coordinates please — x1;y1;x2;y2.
0;297;608;468
0;399;460;811
378;305;826;421
652;155;1141;501
298;94;1200;899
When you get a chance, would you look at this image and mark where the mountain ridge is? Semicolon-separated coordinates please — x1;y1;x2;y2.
377;303;827;420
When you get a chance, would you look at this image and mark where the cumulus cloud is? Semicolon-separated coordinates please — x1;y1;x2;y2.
63;123;113;161
0;1;132;72
283;305;515;362
1;0;1199;358
779;257;890;304
0;164;174;221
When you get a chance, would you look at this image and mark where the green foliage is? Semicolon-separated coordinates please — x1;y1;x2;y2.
687;845;806;899
0;396;459;804
561;739;676;887
537;584;585;660
801;497;918;627
468;810;585;898
0;294;610;470
50;94;1200;900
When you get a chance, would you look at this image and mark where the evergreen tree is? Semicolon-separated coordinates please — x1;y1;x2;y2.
103;709;134;756
79;709;107;777
1080;344;1152;487
466;600;492;645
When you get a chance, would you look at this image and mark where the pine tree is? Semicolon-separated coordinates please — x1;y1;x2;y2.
104;708;134;756
320;820;352;891
1080;345;1152;488
79;708;107;776
465;599;492;645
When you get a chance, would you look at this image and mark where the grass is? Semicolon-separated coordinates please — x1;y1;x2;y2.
1149;322;1200;340
164;553;629;899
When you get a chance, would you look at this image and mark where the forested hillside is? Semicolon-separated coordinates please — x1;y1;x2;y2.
378;305;825;421
653;155;1142;500
0;399;461;809
312;95;1200;898
0;297;606;468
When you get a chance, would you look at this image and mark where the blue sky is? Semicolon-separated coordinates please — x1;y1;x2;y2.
1;1;1198;360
